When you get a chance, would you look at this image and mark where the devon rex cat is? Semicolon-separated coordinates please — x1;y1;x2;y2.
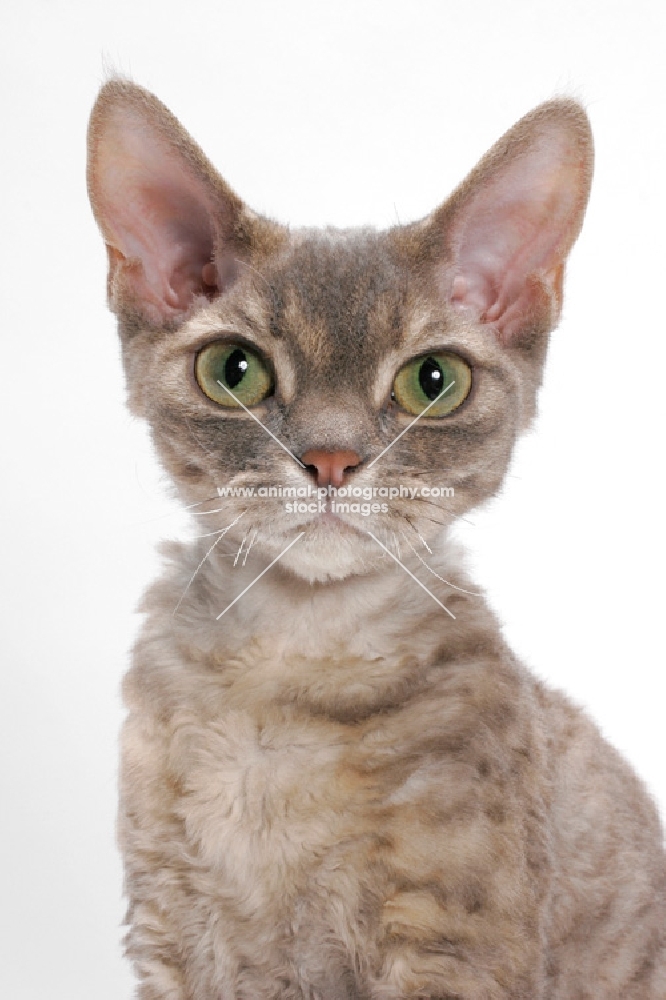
87;81;665;999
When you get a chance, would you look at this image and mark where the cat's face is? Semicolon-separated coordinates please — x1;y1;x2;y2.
124;230;530;582
87;83;592;582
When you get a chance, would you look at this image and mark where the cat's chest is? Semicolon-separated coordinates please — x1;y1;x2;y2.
170;706;369;904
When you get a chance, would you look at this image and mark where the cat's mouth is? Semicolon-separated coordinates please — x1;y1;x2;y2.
302;508;366;535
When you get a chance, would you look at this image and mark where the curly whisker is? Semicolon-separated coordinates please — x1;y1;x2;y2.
241;529;257;565
173;510;246;616
402;536;482;597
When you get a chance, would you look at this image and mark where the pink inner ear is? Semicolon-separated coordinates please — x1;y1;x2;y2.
111;180;215;313
90;105;225;322
447;132;587;344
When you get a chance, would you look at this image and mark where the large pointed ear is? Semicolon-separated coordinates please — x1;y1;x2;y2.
434;100;593;346
87;80;250;326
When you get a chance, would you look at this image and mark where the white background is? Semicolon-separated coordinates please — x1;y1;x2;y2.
1;2;664;997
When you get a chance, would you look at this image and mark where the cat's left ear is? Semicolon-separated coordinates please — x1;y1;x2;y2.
434;100;593;346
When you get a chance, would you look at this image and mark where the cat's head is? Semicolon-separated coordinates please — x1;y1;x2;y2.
87;81;592;583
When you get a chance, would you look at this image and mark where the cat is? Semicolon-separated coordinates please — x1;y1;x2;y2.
87;80;666;999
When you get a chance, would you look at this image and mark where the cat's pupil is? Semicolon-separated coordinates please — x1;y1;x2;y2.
225;349;249;389
419;357;444;400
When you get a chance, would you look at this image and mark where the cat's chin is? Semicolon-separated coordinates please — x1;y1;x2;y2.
270;517;387;583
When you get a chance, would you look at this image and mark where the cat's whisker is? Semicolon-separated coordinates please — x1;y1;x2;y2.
173;510;246;616
403;537;482;597
409;496;477;528
215;531;305;621
191;527;237;540
242;529;258;566
371;471;476;526
366;531;456;619
402;514;433;554
134;492;232;525
193;505;246;517
234;533;249;567
395;506;454;531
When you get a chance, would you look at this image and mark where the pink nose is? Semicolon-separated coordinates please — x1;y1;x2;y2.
301;450;361;488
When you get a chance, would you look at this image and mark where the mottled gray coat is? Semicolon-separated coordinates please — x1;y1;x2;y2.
87;81;665;999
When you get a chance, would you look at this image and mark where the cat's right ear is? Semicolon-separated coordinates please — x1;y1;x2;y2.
87;80;254;326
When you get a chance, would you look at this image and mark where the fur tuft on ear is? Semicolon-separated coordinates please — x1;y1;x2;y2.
435;100;593;346
87;80;248;325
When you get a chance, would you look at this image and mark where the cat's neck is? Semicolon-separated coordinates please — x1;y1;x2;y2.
136;532;505;724
172;531;471;636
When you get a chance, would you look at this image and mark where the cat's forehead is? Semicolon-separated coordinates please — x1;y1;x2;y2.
261;229;411;358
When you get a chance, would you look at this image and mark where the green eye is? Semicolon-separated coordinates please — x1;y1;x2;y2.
195;342;272;408
393;352;472;417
